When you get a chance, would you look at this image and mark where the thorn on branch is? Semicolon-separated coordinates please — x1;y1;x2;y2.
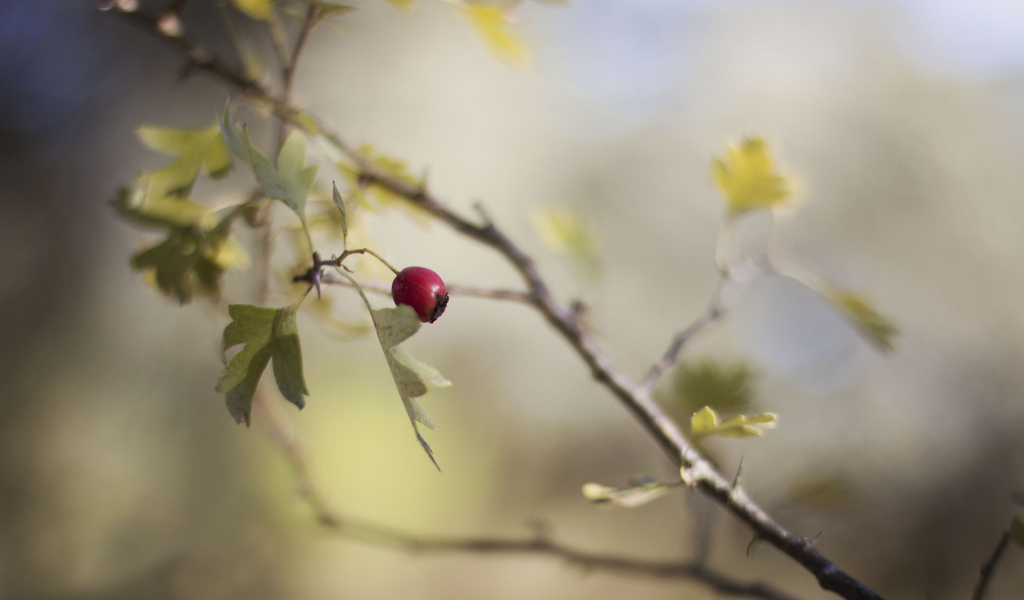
732;457;745;491
746;536;761;557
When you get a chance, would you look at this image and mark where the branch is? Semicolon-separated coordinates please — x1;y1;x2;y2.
251;389;799;600
320;273;532;305
109;7;884;599
972;531;1010;600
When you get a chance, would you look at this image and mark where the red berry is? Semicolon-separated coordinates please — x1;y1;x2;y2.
391;266;449;323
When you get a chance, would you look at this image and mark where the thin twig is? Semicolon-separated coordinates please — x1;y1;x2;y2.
275;3;318;151
109;9;885;600
642;300;723;393
320;273;532;305
972;531;1010;600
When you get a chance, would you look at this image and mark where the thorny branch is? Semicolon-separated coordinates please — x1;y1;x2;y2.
109;5;884;600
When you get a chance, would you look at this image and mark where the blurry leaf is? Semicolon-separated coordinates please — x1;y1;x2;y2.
672;359;753;415
137;124;232;197
582;476;674;508
295;112;319;135
691;406;777;440
332;181;348;247
529;206;601;278
217;303;308;425
782;472;858;511
378;0;417;11
460;4;528;68
827;290;897;353
231;0;272;20
1011;517;1024;549
110;185;208;229
711;137;789;216
117;184;249;304
337;144;428;221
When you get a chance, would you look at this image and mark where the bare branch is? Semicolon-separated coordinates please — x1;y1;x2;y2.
252;389;800;600
642;300;723;393
972;530;1010;600
109;9;884;600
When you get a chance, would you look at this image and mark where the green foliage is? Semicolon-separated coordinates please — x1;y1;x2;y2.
581;476;674;508
827;289;897;352
220;104;319;231
1011;517;1024;549
336;144;426;219
672;359;753;415
690;406;777;440
230;0;272;20
369;304;451;469
216;304;309;426
711;137;790;216
137;124;232;198
112;186;249;303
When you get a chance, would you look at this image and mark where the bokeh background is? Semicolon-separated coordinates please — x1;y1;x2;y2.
4;0;1024;598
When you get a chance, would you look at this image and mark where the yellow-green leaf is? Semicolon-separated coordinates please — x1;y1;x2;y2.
827;290;897;353
582;477;673;508
230;0;272;20
460;4;528;68
379;0;418;12
137;124;232;197
529;206;601;278
711;137;789;216
216;303;308;425
690;406;777;440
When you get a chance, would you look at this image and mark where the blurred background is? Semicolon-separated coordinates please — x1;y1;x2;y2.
3;0;1024;598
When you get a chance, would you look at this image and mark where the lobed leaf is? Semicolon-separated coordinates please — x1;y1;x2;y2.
137;124;232;197
711;137;789;216
221;104;319;229
118;188;250;304
216;304;309;425
690;406;777;440
342;282;451;470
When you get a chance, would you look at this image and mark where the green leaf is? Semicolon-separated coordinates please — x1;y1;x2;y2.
220;104;319;228
827;290;897;353
216;304;309;425
117;184;250;304
332;181;348;247
711;137;790;216
230;0;272;20
352;290;451;469
137;124;232;197
672;359;753;415
1011;517;1024;549
690;406;777;440
460;4;528;68
582;476;674;508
